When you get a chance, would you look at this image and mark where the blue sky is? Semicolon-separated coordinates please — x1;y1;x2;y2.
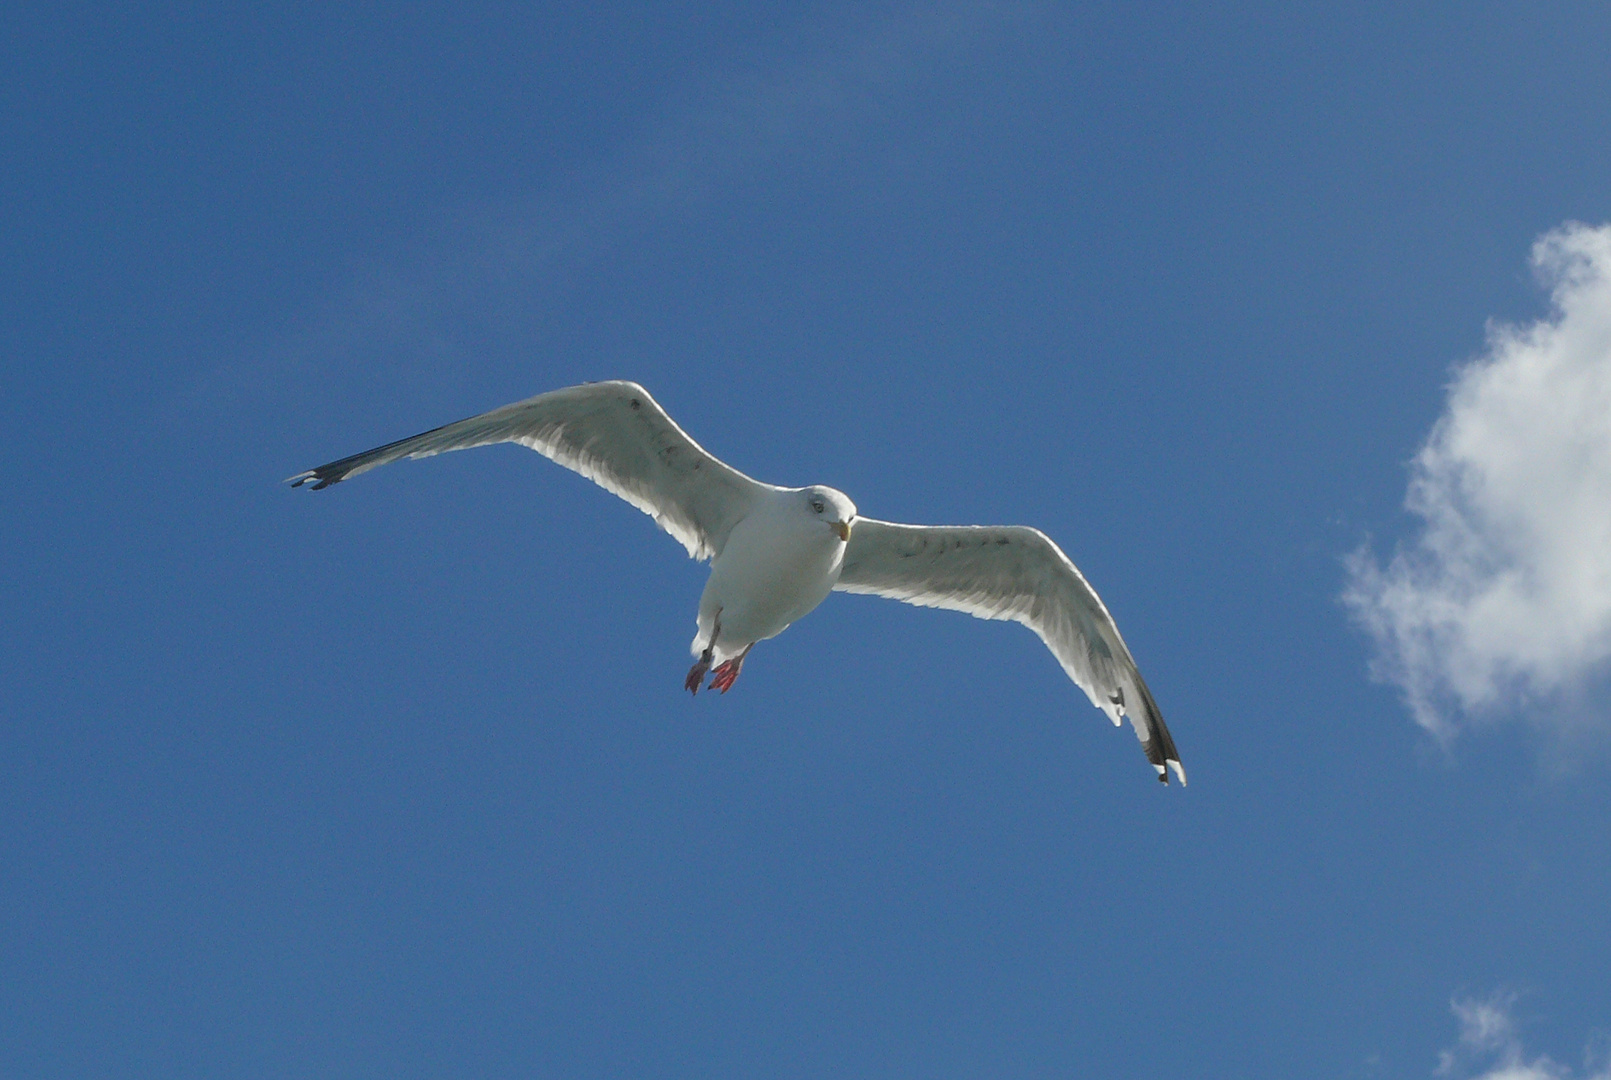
4;3;1611;1077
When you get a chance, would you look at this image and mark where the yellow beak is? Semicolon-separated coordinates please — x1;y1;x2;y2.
831;520;852;542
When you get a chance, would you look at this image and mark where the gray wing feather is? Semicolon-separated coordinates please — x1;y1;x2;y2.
287;381;769;561
835;518;1184;784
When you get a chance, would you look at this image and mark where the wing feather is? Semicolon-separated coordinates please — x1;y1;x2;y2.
287;381;770;561
835;518;1184;784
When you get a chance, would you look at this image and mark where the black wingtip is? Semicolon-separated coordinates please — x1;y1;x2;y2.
285;468;338;490
1132;677;1185;788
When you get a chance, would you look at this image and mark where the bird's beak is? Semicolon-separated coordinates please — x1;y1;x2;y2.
831;519;852;542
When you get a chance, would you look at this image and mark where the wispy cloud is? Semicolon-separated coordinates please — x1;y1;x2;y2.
1345;222;1611;742
464;1;1020;282
177;3;1026;427
1434;992;1608;1080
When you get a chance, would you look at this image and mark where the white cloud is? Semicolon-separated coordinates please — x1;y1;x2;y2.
1434;992;1608;1080
1345;222;1611;739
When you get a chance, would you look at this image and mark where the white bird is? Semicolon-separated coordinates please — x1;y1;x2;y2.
289;380;1185;785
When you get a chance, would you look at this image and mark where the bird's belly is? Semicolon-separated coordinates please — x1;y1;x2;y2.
701;526;842;648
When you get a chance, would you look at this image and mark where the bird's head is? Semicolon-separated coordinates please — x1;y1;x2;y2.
803;486;857;542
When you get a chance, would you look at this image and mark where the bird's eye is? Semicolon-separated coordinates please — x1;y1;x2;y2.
811;499;824;513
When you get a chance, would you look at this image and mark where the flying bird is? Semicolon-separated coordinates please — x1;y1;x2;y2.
288;381;1185;785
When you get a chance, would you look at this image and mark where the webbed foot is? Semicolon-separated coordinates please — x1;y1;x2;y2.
685;659;711;695
709;644;752;694
687;612;720;695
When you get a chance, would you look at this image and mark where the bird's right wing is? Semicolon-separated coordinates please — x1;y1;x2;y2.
287;381;772;561
835;518;1183;784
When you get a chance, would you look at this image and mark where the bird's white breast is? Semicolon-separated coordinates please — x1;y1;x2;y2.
697;491;845;653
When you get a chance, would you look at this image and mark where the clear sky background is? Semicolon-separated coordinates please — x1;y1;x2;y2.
4;4;1611;1078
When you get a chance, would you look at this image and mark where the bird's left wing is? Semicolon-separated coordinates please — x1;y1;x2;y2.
835;518;1184;784
288;381;771;561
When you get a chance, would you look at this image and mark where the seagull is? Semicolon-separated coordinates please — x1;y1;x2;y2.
288;380;1185;785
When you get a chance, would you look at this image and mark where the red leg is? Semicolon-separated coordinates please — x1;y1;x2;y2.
685;656;711;695
710;643;753;694
686;612;720;696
